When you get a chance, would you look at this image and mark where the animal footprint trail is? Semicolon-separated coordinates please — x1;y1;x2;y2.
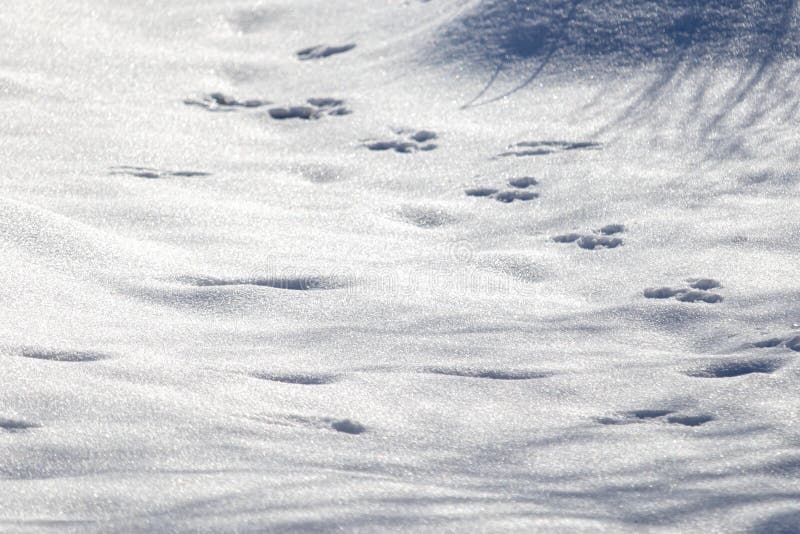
183;92;271;112
365;130;437;153
250;372;337;385
464;189;538;202
493;190;539;203
595;409;674;425
109;166;210;179
330;419;365;435
425;367;552;380
686;359;783;378
465;176;539;203
665;414;714;427
21;348;109;362
596;410;714;427
553;224;624;249
750;335;800;352
251;413;366;435
0;418;39;432
508;177;539;188
643;278;723;304
297;43;356;61
687;278;721;290
184;93;350;120
178;274;349;291
497;140;602;158
464;187;499;197
753;338;785;348
675;291;723;303
269;98;350;120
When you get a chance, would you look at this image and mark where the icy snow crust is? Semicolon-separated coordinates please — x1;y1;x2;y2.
1;0;799;531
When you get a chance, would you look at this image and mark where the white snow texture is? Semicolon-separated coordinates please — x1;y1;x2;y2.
1;0;799;532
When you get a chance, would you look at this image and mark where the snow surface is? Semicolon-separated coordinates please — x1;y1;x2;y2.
1;0;799;531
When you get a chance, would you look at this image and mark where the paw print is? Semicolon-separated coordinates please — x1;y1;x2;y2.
365;130;437;153
553;224;624;249
465;176;539;203
643;278;723;303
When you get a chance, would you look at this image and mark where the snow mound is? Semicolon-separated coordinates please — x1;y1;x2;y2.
434;0;800;70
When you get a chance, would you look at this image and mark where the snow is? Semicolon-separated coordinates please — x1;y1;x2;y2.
1;0;799;531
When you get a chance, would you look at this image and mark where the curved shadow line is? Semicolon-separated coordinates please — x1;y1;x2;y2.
462;0;584;109
589;52;687;138
700;0;797;137
461;64;502;109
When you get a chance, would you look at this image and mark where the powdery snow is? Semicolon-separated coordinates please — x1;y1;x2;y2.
1;0;799;531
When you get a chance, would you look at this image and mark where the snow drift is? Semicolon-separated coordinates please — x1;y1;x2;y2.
434;0;800;70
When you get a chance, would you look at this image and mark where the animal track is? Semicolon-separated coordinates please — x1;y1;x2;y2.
297;43;356;60
688;278;721;290
508;176;539;188
676;291;724;303
184;92;270;111
642;287;684;299
109;166;210;179
185;93;350;120
686;359;783;378
553;224;624;250
464;187;498;197
750;335;800;352
643;278;723;304
250;372;336;385
179;275;348;291
251;414;365;435
598;223;624;235
365;130;437;153
597;410;713;427
493;190;539;203
21;349;108;362
426;367;552;380
465;176;539;203
269;98;350;120
330;419;366;435
666;414;714;427
0;418;38;432
596;409;674;425
497;140;602;158
752;338;785;348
